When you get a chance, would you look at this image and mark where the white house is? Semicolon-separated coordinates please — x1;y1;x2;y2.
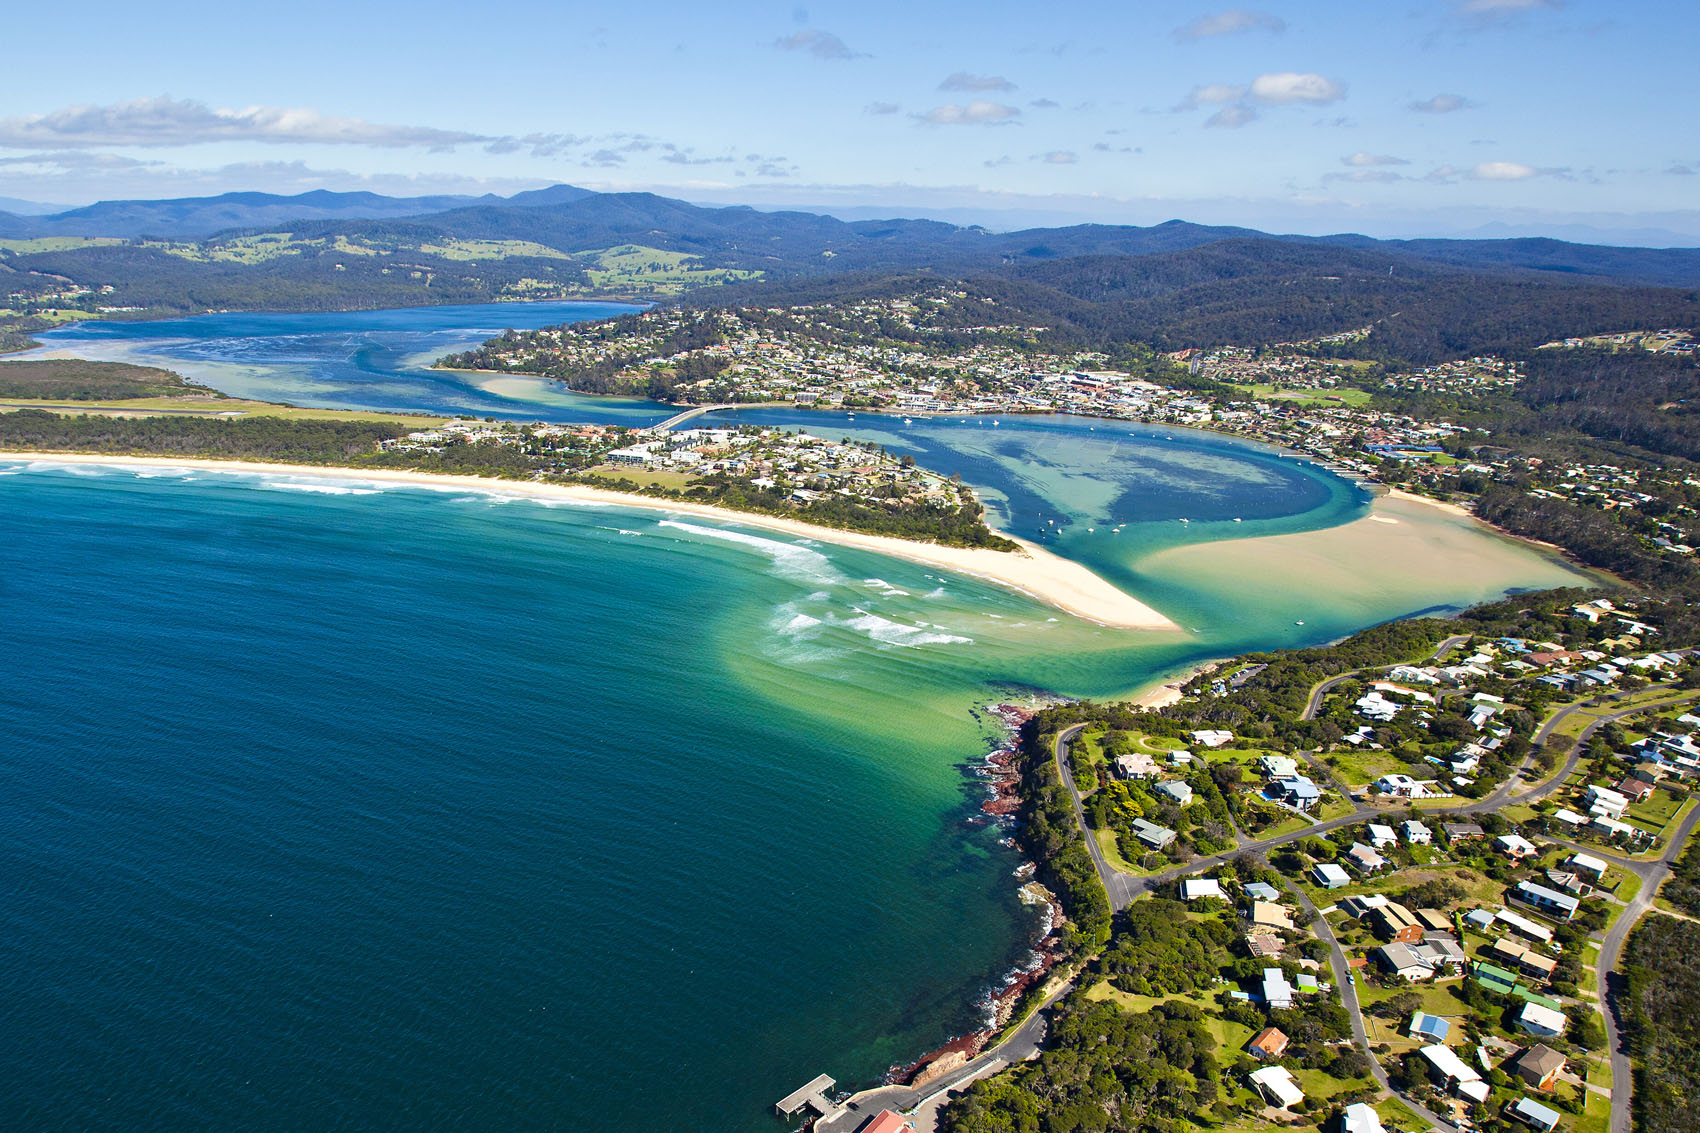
1312;863;1352;889
1367;823;1398;848
1248;1065;1304;1110
1341;1102;1386;1133
1190;729;1234;748
1401;820;1433;845
1517;1002;1568;1038
1584;783;1630;820
1181;878;1224;901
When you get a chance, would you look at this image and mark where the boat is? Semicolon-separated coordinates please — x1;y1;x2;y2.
1233;517;1242;523
1296;620;1305;626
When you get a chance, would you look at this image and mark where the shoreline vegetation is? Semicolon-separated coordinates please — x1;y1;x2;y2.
0;451;1178;631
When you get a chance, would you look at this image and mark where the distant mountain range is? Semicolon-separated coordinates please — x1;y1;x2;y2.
4;183;1700;289
0;185;597;241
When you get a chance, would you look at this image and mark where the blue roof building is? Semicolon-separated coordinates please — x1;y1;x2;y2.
1408;1012;1452;1041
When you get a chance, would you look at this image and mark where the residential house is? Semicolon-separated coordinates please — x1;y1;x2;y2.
1157;780;1194;807
1488;939;1559;983
1420;1043;1489;1104
1367;823;1398;848
1262;968;1295;1010
1507;1096;1563;1132
1375;942;1434;982
1114;751;1158;779
1408;1012;1452;1041
1312;863;1351;889
1443;822;1486;845
1517;1002;1568;1038
1273;775;1323;811
1260;755;1299;779
1181;878;1223;901
1247;1026;1288;1060
1340;1102;1386;1133
1569;852;1609;882
1402;820;1433;845
1347;842;1388;874
860;1113;910;1133
1411;935;1468;973
1496;909;1556;944
1368;902;1425;944
1245;933;1285;959
1251;901;1296;932
1244;881;1281;902
1515;881;1580;921
1498;834;1540;861
1511;1044;1566;1091
1248;1065;1304;1110
1584;783;1630;820
1190;729;1234;748
1130;818;1176;850
1416;908;1455;933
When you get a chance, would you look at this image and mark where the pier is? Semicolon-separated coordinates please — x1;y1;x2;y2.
775;1074;841;1120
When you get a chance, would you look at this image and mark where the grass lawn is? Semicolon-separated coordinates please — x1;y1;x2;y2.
1093;827;1151;875
1288;1065;1375;1101
1575;1084;1612;1133
1628;786;1685;830
1234;382;1375;407
1324;747;1405;788
1375;1096;1425;1132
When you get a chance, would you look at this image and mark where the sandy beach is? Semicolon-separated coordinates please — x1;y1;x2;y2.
1133;489;1593;620
0;452;1179;632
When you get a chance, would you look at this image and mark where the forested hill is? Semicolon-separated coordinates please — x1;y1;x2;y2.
677;243;1700;366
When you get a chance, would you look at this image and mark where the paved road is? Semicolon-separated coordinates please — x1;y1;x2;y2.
815;983;1060;1133
1055;726;1141;908
1594;798;1700;1133
1286;878;1457;1133
1299;634;1471;721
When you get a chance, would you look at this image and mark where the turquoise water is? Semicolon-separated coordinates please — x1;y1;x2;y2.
4;305;1591;1129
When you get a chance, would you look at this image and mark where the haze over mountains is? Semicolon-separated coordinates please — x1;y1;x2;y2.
5;184;1700;290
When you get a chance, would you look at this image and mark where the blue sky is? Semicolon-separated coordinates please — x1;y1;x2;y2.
2;0;1695;241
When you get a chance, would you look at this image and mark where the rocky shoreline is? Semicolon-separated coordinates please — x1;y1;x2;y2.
881;700;1070;1090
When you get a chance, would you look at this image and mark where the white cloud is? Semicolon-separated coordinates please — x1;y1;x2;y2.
1174;9;1287;42
0;96;489;150
1248;72;1345;105
1410;93;1475;113
1206;105;1259;128
1175;83;1248;111
1037;150;1078;164
1344;152;1409;167
1325;169;1404;183
773;29;865;60
1469;160;1540;179
1459;0;1562;11
915;101;1021;126
1029;98;1060;109
864;101;901;116
939;73;1016;92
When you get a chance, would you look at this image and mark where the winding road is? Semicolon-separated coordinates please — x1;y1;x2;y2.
1053;672;1700;1133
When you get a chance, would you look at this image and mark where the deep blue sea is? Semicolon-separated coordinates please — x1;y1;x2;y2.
1;304;1590;1129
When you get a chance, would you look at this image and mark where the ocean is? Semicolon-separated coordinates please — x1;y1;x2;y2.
0;305;1589;1129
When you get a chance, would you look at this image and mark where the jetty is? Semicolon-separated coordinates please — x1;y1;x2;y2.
775;1074;840;1120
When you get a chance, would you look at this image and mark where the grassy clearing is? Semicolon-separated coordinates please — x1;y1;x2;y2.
0;237;127;253
1234;383;1375;407
584;244;761;295
0;396;447;425
1324;747;1405;788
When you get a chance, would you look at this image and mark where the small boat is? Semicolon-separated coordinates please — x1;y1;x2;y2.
1179;518;1189;524
903;417;913;424
1233;517;1242;523
1296;620;1305;626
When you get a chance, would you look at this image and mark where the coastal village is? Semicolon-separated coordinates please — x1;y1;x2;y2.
376;418;981;516
788;588;1700;1133
452;293;1699;572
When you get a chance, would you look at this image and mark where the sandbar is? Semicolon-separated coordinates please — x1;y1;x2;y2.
1134;490;1595;619
0;452;1179;632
